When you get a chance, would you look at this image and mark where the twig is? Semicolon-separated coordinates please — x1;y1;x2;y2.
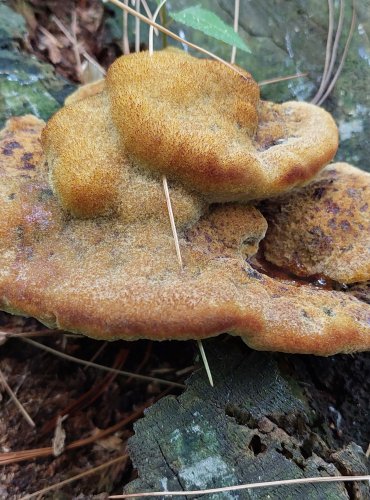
19;454;128;500
18;336;185;388
109;475;370;498
0;368;35;428
52;15;106;76
71;10;83;80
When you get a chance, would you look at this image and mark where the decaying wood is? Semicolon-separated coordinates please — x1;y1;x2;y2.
126;339;370;499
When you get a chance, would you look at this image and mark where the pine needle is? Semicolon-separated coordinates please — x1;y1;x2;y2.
109;475;370;498
197;340;214;387
18;336;185;388
230;0;240;64
162;175;183;270
0;368;35;428
20;454;128;500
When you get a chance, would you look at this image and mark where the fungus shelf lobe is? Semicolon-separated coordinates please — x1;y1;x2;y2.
106;50;339;202
0;49;369;355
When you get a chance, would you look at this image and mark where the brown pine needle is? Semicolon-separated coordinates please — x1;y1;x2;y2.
162;175;183;270
110;475;370;498
19;453;128;500
0;368;35;428
259;72;308;86
19;336;185;388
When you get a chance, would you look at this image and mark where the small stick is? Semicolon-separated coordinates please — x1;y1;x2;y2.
0;368;35;428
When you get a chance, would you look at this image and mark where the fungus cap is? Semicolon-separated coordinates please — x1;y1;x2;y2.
106;50;339;202
42;92;204;225
0;116;369;356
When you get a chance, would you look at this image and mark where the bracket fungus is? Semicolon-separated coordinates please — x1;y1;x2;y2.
0;50;369;356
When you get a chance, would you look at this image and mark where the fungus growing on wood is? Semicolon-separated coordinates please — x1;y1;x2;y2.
106;50;339;201
261;163;370;284
0;50;369;356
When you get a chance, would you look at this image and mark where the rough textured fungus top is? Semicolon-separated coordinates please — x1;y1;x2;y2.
106;50;339;202
0;115;369;355
261;163;370;284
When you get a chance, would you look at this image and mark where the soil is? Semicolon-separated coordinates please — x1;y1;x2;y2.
0;312;195;498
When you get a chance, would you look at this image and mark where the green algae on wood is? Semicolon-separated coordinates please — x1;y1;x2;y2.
0;50;74;128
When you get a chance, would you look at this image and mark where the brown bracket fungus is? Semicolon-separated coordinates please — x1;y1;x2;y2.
106;50;339;202
0;50;369;356
261;163;370;285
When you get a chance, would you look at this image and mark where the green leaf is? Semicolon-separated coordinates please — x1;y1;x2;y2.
170;5;251;53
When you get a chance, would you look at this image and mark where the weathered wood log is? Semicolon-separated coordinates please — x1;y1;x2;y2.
126;338;370;499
